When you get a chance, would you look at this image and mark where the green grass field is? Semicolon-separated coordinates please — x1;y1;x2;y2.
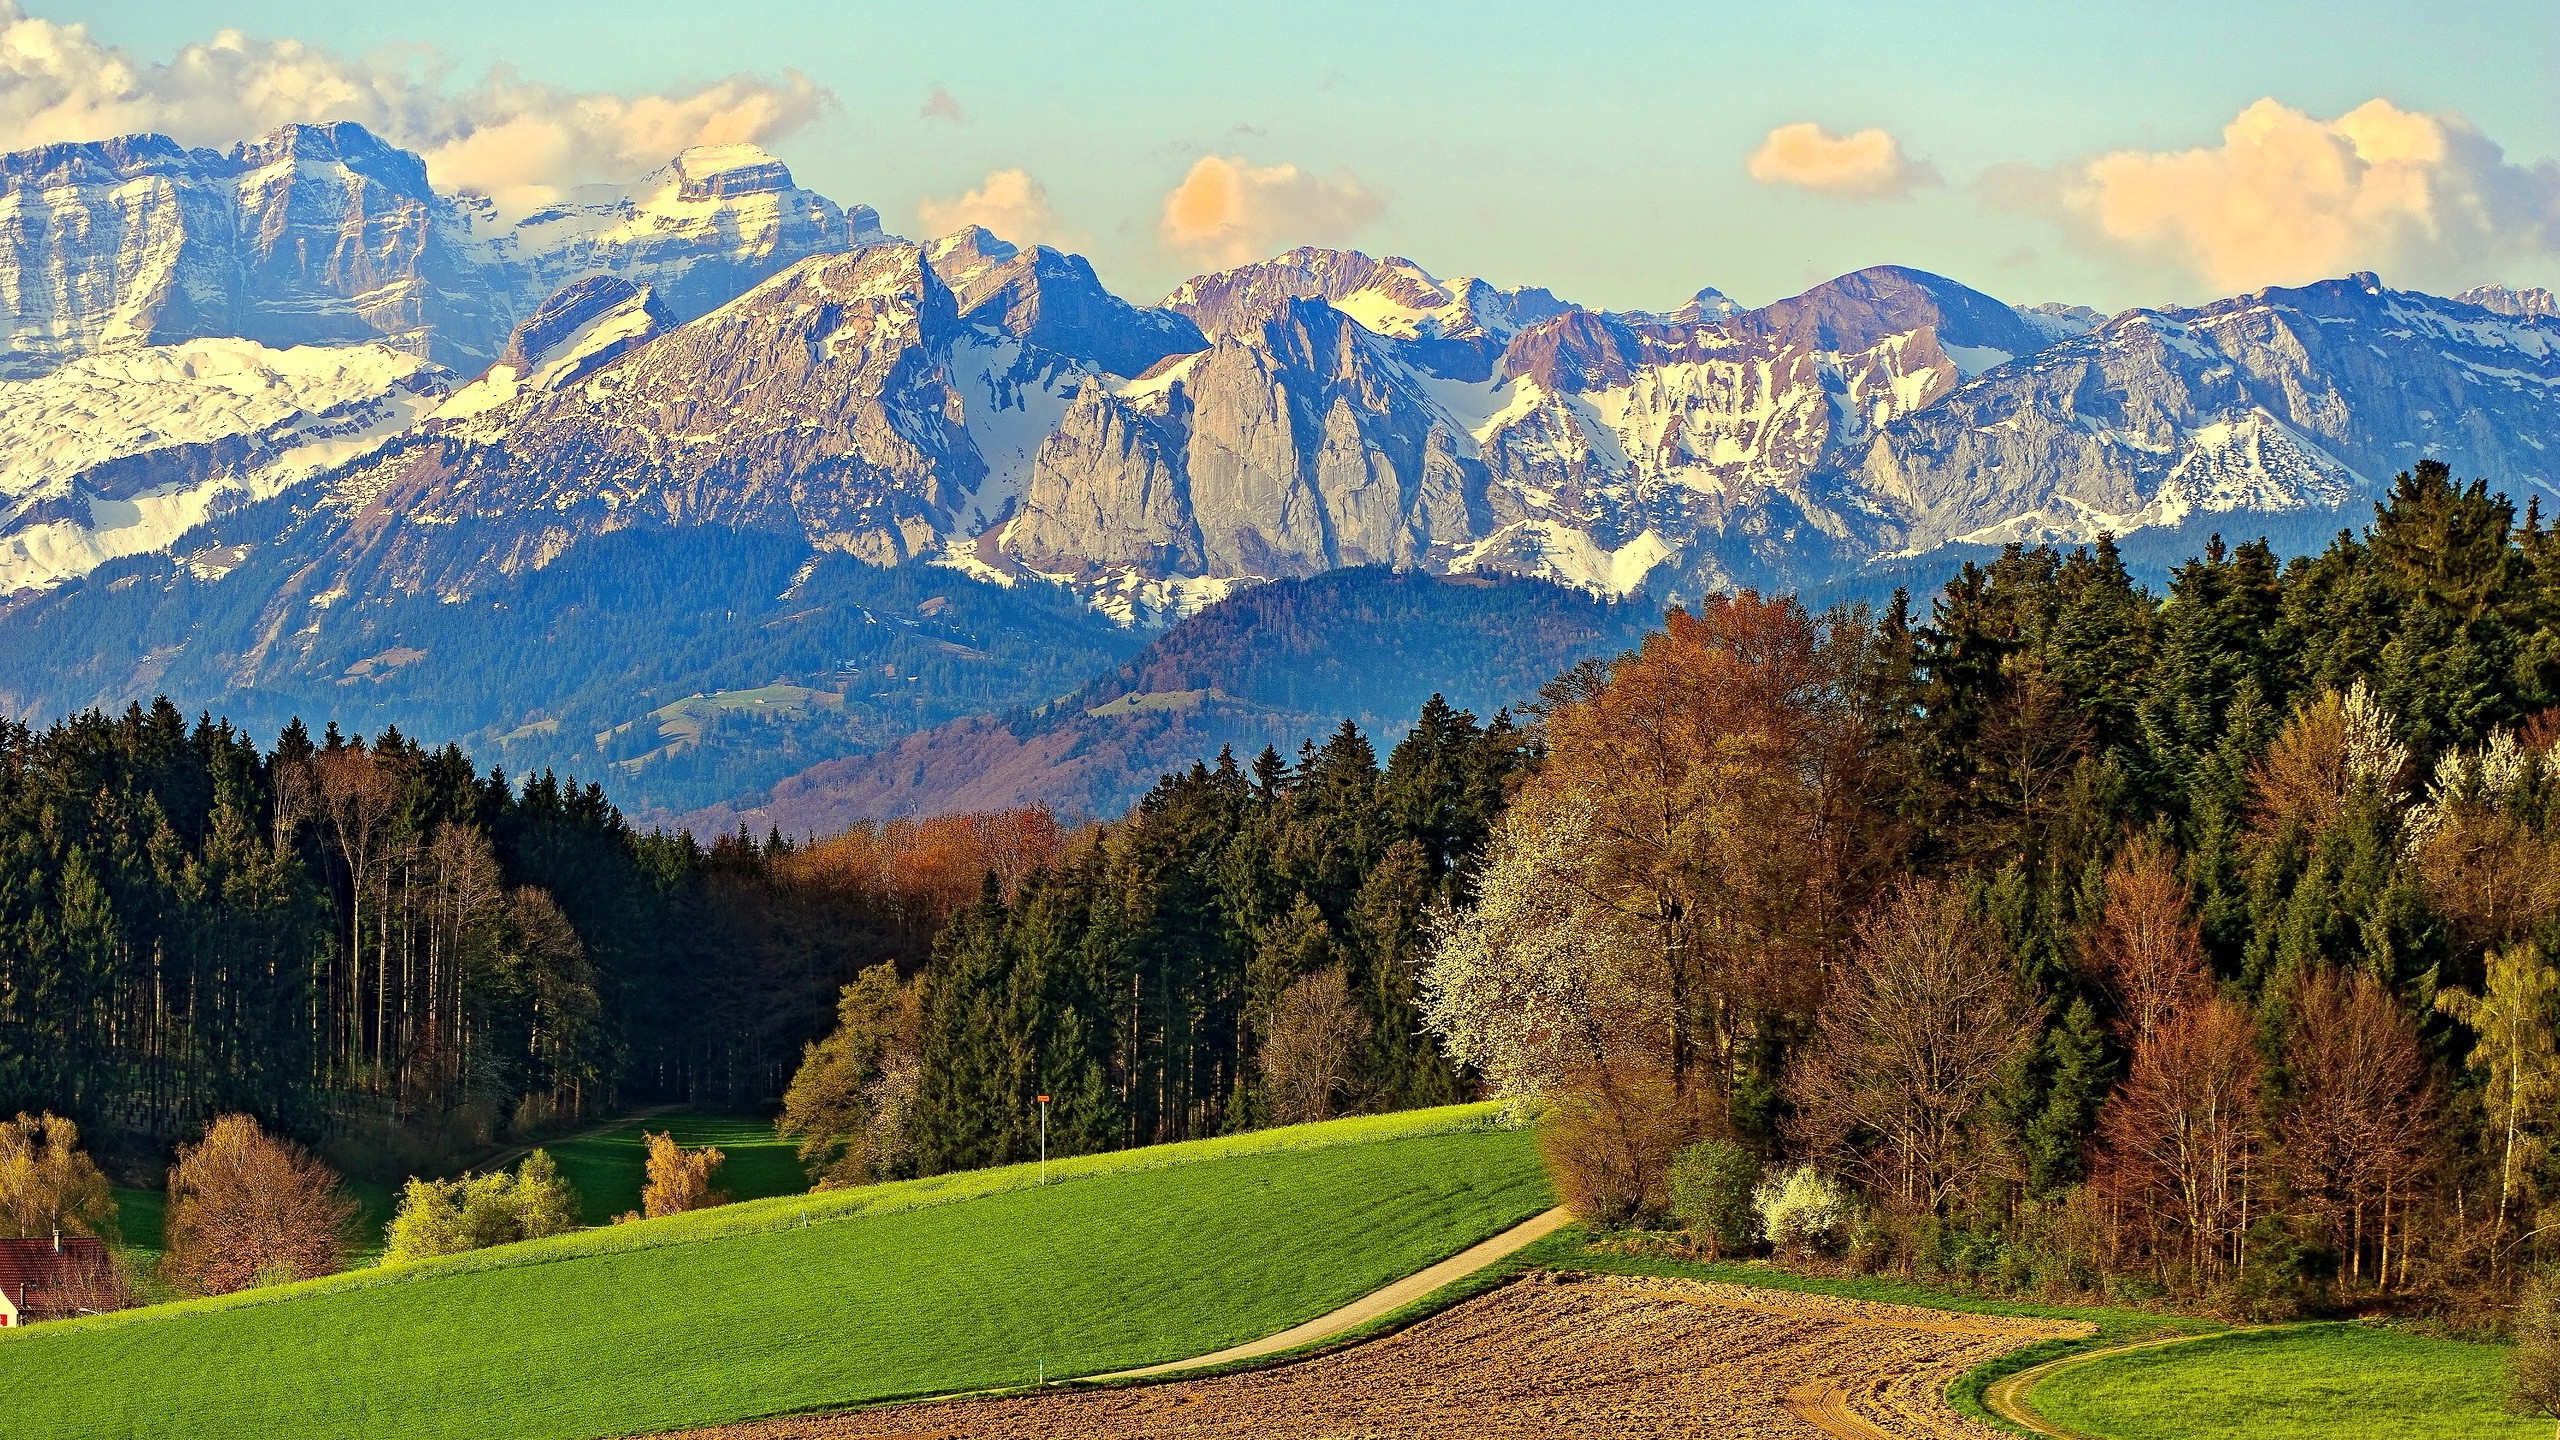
542;1111;808;1225
0;1105;1548;1440
2031;1322;2541;1440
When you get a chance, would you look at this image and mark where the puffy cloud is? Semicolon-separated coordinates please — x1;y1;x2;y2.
0;3;834;214
918;84;965;124
1746;122;1940;201
916;168;1073;248
1158;154;1385;268
2009;97;2560;293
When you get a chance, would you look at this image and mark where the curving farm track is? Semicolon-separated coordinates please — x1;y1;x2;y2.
666;1273;2092;1440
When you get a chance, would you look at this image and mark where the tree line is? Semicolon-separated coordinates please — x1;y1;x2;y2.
1426;461;2560;1315
0;705;1055;1174
777;700;1534;1181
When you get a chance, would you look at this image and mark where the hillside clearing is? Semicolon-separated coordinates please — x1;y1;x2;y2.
0;1106;1547;1440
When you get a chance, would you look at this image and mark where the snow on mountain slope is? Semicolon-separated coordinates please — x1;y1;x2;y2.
0;338;443;592
433;276;676;421
1161;247;1574;353
489;144;886;323
1859;274;2560;553
0;124;880;382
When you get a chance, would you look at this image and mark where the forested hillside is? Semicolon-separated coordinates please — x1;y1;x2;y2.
1422;460;2560;1311
680;567;1646;835
0;709;1057;1172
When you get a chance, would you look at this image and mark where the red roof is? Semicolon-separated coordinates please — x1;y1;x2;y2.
0;1236;111;1299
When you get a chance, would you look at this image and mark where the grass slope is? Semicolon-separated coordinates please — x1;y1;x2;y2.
544;1112;807;1225
2031;1323;2540;1440
0;1106;1547;1440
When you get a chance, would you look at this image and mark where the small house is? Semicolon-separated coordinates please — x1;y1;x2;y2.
0;1233;114;1327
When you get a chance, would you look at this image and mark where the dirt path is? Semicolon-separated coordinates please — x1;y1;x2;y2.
663;1272;2092;1440
1094;1204;1573;1380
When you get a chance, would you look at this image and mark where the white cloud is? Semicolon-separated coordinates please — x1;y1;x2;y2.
916;168;1072;248
0;4;834;213
2010;97;2560;294
1746;122;1940;201
918;84;965;124
1158;154;1384;268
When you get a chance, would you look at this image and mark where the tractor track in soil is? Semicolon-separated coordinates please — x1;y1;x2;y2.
658;1271;2092;1440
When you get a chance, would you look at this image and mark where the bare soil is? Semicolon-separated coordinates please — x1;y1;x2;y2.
662;1272;2094;1440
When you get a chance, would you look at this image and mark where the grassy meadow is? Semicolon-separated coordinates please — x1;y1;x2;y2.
0;1105;1548;1440
2030;1322;2541;1440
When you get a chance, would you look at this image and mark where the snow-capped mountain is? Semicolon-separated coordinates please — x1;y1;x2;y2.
1161;247;1575;364
0;121;871;379
2457;285;2559;321
1859;274;2560;554
0;339;444;593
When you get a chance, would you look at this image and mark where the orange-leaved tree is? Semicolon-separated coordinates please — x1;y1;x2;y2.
163;1114;355;1295
637;1132;728;1219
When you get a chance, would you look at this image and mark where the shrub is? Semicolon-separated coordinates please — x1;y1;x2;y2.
1753;1164;1852;1255
2512;1273;2560;1426
1536;1071;1698;1226
0;1112;115;1240
635;1132;726;1220
163;1115;355;1296
1666;1139;1761;1257
382;1150;582;1264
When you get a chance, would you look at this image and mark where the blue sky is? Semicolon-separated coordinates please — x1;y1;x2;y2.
38;1;2560;311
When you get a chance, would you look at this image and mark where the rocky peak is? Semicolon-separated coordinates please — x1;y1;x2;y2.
1162;247;1573;348
666;144;797;201
228;121;435;199
1738;265;2045;361
2456;284;2560;320
1495;310;1639;392
934;232;1204;378
925;227;1022;306
495;276;672;382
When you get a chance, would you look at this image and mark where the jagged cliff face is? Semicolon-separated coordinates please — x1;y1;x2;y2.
1859;275;2560;553
0;123;867;377
313;246;988;605
1008;299;1483;588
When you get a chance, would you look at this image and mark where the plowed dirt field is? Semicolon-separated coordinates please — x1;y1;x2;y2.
664;1272;2093;1440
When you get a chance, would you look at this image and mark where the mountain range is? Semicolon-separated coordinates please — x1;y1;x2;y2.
0;120;2555;823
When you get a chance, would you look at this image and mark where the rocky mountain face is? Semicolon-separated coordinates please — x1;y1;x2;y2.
0;122;866;378
2458;285;2560;321
1859;274;2560;553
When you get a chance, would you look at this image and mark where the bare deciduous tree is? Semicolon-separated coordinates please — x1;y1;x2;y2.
635;1132;727;1219
0;1112;114;1240
163;1115;355;1296
1261;966;1365;1126
2086;836;2213;1044
2277;966;2437;1290
2097;998;2263;1284
1787;881;2030;1218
